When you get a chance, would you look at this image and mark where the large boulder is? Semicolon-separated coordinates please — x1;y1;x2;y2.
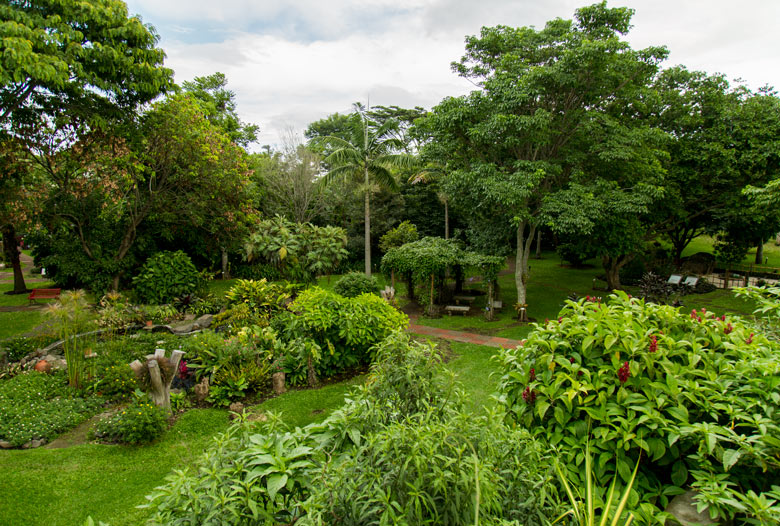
665;491;723;526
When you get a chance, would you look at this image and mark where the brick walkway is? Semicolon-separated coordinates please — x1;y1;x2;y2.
408;324;524;349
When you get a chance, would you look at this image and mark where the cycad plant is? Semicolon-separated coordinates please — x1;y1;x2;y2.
317;104;415;276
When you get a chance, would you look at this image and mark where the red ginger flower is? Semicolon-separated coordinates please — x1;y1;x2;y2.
529;367;536;381
724;323;733;335
522;386;536;404
618;361;630;384
649;335;658;353
746;333;754;345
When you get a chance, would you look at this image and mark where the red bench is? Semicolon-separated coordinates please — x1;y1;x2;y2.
28;288;61;304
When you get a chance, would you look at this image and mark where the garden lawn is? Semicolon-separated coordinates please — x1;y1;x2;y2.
0;311;43;340
0;375;365;526
682;235;780;267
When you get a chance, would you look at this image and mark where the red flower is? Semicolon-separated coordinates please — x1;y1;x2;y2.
724;323;733;335
649;335;658;353
529;367;536;381
618;362;630;384
570;357;575;364
522;386;536;404
746;333;754;345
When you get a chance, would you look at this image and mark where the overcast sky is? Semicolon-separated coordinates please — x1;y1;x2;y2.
123;0;780;150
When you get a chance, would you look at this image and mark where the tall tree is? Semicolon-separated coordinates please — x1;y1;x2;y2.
0;0;173;293
182;72;259;149
423;2;666;313
32;95;252;292
316;105;414;276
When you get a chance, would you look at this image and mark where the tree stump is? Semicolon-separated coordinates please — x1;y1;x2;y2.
130;348;184;411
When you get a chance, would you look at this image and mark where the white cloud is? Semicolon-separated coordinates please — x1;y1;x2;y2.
125;0;780;150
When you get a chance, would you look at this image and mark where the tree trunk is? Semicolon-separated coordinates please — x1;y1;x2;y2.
485;280;495;321
2;223;28;294
221;247;230;279
515;221;536;319
535;229;542;259
454;265;464;293
406;273;415;301
755;240;764;265
603;254;633;291
444;199;449;240
364;167;371;277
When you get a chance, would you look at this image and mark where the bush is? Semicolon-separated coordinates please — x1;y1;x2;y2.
276;287;408;382
92;398;168;444
224;278;290;314
90;364;137;400
132;251;203;305
0;371;104;446
143;331;561;526
0;336;53;363
379;220;419;253
333;271;380;297
497;291;780;524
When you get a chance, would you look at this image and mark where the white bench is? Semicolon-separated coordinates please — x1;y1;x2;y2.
445;305;470;316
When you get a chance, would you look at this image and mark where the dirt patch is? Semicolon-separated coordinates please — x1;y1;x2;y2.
45;408;121;449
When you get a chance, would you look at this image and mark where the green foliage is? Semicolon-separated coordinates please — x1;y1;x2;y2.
95;292;143;329
0;371;104;446
557;240;597;267
0;335;50;363
379;220;419;253
144;331;560;525
224;278;290;314
244;216;348;281
90;365;137;400
132;251;202;305
43;290;95;389
497;291;780;524
92;399;168;445
277;287;408;381
333;271;380;297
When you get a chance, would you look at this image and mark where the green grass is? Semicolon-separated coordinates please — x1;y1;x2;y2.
0;281;57;307
0;370;367;526
682;235;780;267
0;311;44;339
445;341;501;415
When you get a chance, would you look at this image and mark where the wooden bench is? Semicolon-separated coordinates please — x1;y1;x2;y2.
28;288;61;304
453;295;476;305
445;305;470;316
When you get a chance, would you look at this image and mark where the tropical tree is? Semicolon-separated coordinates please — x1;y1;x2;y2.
423;2;667;314
0;0;173;293
316;105;414;276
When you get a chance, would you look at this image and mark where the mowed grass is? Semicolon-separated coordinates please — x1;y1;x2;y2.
682;235;780;267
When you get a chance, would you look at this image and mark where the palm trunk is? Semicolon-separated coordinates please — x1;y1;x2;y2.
535;229;542;259
364;170;371;277
515;221;536;320
444;199;449;240
221;247;230;279
2;223;28;294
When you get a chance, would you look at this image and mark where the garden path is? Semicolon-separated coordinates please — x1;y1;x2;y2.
408;322;523;349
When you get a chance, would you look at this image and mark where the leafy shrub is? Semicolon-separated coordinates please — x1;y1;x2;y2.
232;261;283;282
143;331;561;525
0;336;52;363
92;333;182;370
132;251;203;305
90;365;137;399
497;291;780;524
92;398;168;444
95;292;143;329
379;220;419;253
333;271;380;297
276;287;408;382
0;371;104;446
224;278;290;314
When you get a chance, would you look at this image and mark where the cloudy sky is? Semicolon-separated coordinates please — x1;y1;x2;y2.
123;0;780;150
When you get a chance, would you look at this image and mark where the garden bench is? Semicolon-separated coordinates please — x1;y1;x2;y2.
445;305;470;316
667;274;683;285
453;295;476;305
683;276;699;287
28;288;61;304
492;300;503;311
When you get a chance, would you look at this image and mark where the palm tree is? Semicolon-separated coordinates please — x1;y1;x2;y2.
318;105;414;276
409;162;451;239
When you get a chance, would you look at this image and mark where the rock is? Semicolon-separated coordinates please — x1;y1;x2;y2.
194;314;214;329
665;491;721;526
29;439;45;448
183;313;196;321
170;321;196;334
228;402;245;418
194;377;210;403
272;371;286;394
0;440;13;449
